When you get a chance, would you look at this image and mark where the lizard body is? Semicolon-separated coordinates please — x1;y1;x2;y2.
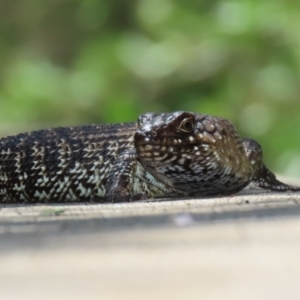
0;111;299;203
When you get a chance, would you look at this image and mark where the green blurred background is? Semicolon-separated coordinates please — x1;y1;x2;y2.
0;0;300;176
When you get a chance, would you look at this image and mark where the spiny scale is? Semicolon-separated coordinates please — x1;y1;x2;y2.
0;111;299;203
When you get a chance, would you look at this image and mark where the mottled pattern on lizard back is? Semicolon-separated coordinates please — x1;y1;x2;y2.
0;123;136;202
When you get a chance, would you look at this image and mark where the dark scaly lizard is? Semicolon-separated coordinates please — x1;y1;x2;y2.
0;111;299;203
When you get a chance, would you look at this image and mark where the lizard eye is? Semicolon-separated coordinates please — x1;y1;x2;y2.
178;117;194;132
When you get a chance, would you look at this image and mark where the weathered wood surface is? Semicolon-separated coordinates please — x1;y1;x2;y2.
1;181;300;300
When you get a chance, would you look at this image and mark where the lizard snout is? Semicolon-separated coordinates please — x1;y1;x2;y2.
134;129;157;145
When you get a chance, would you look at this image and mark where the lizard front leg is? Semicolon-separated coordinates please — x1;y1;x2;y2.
104;149;148;203
243;138;300;192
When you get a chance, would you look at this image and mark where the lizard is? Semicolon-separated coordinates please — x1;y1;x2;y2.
0;111;299;203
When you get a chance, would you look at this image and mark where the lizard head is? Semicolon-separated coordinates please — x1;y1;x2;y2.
135;111;199;164
135;111;219;168
134;111;252;195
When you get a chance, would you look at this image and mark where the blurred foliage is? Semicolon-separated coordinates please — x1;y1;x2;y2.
0;0;300;176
